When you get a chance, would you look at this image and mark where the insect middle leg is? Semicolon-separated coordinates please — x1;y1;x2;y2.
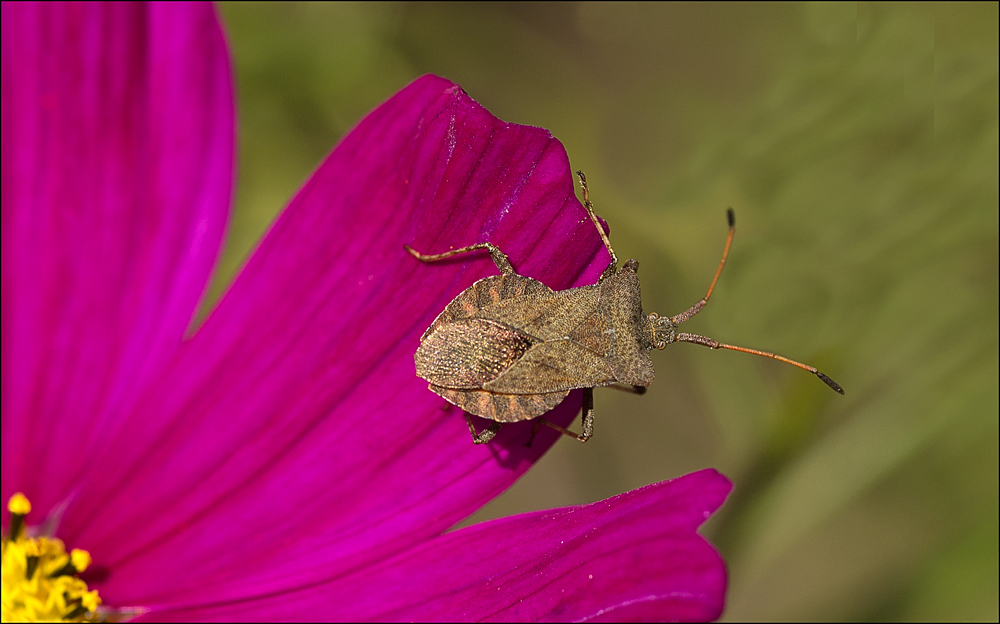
404;242;515;275
466;413;503;445
526;387;595;446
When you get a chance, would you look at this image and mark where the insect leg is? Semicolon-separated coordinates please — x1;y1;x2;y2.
609;384;647;394
575;171;618;277
466;413;503;444
579;387;595;440
525;388;595;446
405;243;515;275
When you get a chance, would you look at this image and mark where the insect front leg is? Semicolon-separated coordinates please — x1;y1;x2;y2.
466;413;503;444
576;171;619;277
525;388;595;446
404;242;515;275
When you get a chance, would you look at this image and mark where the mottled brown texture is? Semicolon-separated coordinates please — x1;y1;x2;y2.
406;174;663;442
415;318;536;388
411;252;658;424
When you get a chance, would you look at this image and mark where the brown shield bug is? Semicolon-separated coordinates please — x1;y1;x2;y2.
406;171;843;445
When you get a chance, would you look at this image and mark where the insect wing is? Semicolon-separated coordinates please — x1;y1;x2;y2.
482;339;616;394
477;285;601;341
415;318;535;389
420;273;552;342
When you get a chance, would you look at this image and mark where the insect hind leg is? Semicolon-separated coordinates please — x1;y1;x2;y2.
405;242;515;275
525;387;595;447
609;383;646;394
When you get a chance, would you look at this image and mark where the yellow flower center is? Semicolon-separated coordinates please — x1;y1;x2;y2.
1;494;102;622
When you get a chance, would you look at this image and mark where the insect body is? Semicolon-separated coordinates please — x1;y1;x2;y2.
406;172;843;445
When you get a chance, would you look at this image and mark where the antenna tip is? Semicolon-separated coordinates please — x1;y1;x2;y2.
726;208;735;228
816;371;845;395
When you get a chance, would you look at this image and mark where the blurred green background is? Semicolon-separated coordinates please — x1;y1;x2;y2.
213;3;997;621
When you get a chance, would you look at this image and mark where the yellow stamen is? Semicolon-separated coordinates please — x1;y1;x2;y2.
69;551;91;574
7;494;30;516
2;494;102;622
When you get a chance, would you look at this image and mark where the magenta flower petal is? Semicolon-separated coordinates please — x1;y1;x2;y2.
158;469;731;622
59;75;611;607
1;2;233;511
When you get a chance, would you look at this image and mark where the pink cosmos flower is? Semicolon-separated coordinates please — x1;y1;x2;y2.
1;3;730;621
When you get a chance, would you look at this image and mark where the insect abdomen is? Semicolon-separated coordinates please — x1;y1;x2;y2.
429;385;569;422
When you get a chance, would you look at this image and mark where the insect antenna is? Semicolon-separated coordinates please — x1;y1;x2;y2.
669;209;735;325
661;209;844;395
673;332;844;394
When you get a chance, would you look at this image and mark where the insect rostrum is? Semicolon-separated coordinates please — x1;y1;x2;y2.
406;172;843;445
